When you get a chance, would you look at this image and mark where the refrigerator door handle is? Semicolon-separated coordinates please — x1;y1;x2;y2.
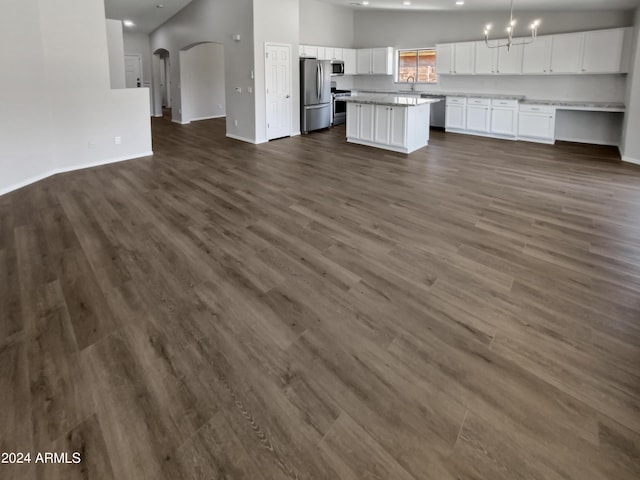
316;64;321;100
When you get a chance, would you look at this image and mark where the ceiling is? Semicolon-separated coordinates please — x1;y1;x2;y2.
104;0;193;34
326;0;640;11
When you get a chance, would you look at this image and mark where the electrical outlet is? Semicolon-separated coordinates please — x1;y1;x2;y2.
235;87;242;93
114;136;121;145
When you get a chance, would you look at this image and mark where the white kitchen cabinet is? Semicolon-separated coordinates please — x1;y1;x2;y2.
374;105;408;147
356;47;393;75
347;103;375;141
436;44;454;75
343;48;356;75
518;104;556;143
474;41;497;74
496;43;523;74
582;28;625;74
445;97;466;130
324;47;335;60
454;42;475;74
300;45;319;58
333;48;344;61
490;99;518;137
466;98;491;133
550;33;584;74
522;36;552;74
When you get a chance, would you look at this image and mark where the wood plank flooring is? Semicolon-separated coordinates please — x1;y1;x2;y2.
1;115;640;479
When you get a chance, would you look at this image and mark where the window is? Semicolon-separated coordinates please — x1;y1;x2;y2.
397;48;437;84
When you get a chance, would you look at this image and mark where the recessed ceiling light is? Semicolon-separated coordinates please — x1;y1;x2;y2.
156;4;164;7
403;1;411;5
123;20;135;27
362;0;370;4
456;1;465;5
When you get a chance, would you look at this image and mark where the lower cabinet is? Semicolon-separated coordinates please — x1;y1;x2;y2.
490;99;518;137
466;98;491;133
446;96;518;139
445;97;467;130
518;104;556;143
347;102;431;153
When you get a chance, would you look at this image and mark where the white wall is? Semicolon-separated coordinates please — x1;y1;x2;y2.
253;0;300;142
351;9;634;102
106;20;126;89
150;0;256;141
299;0;354;47
0;0;152;196
180;42;226;123
622;8;640;163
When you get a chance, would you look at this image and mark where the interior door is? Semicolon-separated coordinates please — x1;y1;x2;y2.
266;44;292;140
124;55;142;88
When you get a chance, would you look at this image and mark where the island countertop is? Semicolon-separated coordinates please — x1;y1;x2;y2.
339;95;442;107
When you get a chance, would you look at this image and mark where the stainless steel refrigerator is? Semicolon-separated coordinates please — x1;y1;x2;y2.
300;59;331;134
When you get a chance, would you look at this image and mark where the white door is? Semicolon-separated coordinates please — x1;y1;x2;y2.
522;36;551;74
467;105;491;132
125;55;142;88
374;105;391;144
389;107;407;147
265;44;292;140
491;107;517;136
446;104;466;130
496;43;523;74
359;104;375;141
518;112;555;140
371;47;392;75
436;44;453;74
343;49;357;75
357;49;372;74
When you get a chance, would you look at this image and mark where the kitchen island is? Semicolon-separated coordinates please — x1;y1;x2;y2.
341;95;441;154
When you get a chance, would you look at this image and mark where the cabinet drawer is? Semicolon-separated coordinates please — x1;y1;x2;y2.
468;97;491;106
519;104;555;114
492;99;519;108
446;96;467;105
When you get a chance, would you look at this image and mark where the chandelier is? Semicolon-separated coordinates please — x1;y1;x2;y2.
484;0;540;51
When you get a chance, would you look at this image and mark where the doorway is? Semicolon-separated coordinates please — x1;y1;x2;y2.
153;48;171;117
124;54;143;89
265;43;293;140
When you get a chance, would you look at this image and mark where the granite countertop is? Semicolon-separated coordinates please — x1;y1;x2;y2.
521;99;626;110
340;95;442;107
354;89;524;100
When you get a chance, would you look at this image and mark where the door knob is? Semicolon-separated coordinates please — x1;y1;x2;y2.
286;95;290;98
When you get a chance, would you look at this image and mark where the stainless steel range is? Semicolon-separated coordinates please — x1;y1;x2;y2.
331;88;351;126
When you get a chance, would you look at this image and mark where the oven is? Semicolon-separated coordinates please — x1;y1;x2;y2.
332;89;351;125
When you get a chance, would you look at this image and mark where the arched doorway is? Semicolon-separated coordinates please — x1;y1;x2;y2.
152;48;171;118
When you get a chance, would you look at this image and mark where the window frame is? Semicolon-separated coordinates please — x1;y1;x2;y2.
395;47;438;85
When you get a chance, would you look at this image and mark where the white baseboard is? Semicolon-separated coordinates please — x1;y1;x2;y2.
0;151;154;197
622;155;640;165
226;133;267;144
555;136;618;147
291;131;301;137
190;115;226;122
171;119;190;125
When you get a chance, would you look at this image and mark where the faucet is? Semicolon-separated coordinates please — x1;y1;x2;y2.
406;76;416;91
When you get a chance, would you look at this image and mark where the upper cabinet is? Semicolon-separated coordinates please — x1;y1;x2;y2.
343;48;357;75
522;36;552;74
454;43;475;74
298;45;369;76
436;44;454;75
582;28;626;73
436;27;631;77
357;47;393;75
474;42;497;74
549;32;584;74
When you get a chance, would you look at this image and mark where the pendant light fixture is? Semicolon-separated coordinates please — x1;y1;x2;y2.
484;0;540;51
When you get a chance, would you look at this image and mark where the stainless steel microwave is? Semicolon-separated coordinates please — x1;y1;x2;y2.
330;60;345;76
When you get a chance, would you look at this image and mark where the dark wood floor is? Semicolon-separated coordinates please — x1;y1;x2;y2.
1;116;640;479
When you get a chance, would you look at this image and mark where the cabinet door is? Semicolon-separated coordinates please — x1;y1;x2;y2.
466;105;491;132
303;45;319;58
496;43;523;74
446;104;466;129
357;49;371;74
333;48;344;61
550;33;584;74
454;43;475;74
371;47;393;75
490;107;517;135
343;49;357;75
346;104;359;138
389;107;407;147
474;41;497;74
324;47;335;60
374;106;391;144
298;45;306;56
582;29;625;73
522;36;551;74
359;104;375;141
518;112;555;140
436;44;453;74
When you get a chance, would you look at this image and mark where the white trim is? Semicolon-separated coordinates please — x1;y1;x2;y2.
190;115;226;122
555;136;618;147
226;133;261;144
446;128;518;141
622;155;640;165
172;119;190;125
0;151;154;197
265;42;294;141
291;131;301;137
